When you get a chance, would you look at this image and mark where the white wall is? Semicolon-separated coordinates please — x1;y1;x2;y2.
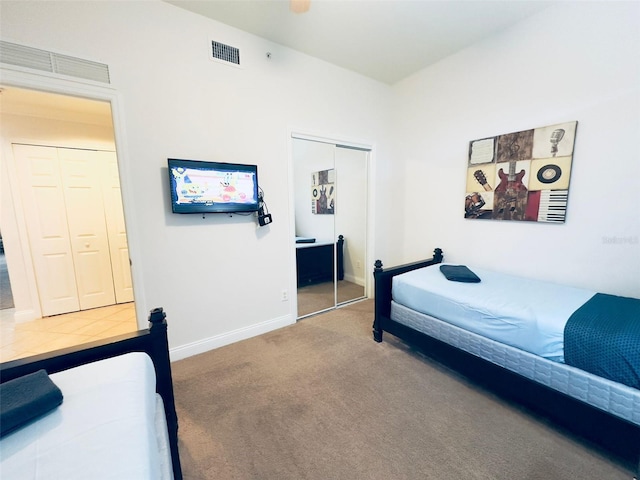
391;2;640;298
0;0;392;357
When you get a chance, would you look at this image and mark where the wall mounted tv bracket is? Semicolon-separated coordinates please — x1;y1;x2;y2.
257;191;272;226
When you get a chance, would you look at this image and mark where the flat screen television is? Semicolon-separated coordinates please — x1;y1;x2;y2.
168;158;260;214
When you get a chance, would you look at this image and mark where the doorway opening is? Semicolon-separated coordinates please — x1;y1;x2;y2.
0;84;137;361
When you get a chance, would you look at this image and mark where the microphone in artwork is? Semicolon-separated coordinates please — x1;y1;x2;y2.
550;129;565;157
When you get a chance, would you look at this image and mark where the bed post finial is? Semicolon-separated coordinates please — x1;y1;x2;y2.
374;259;383;273
149;307;166;325
149;307;168;335
433;248;443;263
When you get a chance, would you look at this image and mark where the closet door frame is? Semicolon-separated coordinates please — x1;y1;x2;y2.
288;130;374;319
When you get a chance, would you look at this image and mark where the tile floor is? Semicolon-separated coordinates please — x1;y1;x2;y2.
0;302;138;363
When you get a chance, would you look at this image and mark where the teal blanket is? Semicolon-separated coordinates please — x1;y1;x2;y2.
564;293;640;390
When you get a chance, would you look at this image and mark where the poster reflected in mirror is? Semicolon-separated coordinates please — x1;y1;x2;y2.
311;168;335;214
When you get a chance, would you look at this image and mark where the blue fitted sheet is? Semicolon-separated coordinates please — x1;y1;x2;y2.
392;264;596;362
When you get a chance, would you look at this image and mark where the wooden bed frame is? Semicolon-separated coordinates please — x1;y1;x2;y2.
0;306;183;480
372;249;640;476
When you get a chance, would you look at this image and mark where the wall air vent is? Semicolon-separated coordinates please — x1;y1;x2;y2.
0;41;110;84
210;40;241;67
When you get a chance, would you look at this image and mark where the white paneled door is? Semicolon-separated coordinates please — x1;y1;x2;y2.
13;144;131;316
98;150;133;304
58;148;116;310
13;145;81;316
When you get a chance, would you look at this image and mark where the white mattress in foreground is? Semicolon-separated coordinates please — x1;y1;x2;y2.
391;301;640;427
392;264;596;361
0;352;164;479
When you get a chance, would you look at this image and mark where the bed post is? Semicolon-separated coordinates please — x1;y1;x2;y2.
148;307;183;480
337;234;345;281
373;248;444;344
373;260;385;342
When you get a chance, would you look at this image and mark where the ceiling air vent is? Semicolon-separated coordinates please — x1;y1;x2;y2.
210;40;241;67
0;41;110;84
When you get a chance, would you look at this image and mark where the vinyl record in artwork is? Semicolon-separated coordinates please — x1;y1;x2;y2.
536;164;562;184
528;156;572;191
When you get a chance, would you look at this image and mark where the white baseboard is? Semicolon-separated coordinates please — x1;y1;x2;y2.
169;313;295;362
343;273;364;286
13;309;39;323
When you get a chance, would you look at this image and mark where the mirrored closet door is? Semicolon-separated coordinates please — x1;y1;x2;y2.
334;146;367;307
293;137;368;319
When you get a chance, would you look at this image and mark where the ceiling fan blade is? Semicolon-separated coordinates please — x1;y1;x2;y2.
290;0;310;14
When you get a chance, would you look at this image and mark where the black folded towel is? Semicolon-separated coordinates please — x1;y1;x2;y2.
440;265;481;283
0;369;64;438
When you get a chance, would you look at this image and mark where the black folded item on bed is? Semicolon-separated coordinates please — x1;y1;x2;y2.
439;265;481;283
564;293;640;390
0;369;64;437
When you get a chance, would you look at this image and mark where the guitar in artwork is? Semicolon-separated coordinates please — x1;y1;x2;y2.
493;159;528;220
474;170;492;191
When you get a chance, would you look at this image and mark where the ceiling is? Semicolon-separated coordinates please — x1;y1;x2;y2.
165;0;554;85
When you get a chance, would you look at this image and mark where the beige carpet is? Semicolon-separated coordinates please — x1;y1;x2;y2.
172;300;632;480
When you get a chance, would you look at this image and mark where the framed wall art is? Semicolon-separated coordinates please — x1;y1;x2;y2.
465;121;577;223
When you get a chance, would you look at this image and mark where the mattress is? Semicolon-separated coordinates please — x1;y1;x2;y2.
391;301;640;427
392;263;595;361
0;352;172;479
156;394;174;480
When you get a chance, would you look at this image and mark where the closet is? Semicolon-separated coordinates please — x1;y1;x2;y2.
13;144;133;317
293;137;368;318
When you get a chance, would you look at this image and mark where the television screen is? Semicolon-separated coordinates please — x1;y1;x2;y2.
168;158;259;214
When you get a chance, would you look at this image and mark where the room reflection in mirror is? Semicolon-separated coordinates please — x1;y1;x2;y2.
334;146;366;306
293;138;367;319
